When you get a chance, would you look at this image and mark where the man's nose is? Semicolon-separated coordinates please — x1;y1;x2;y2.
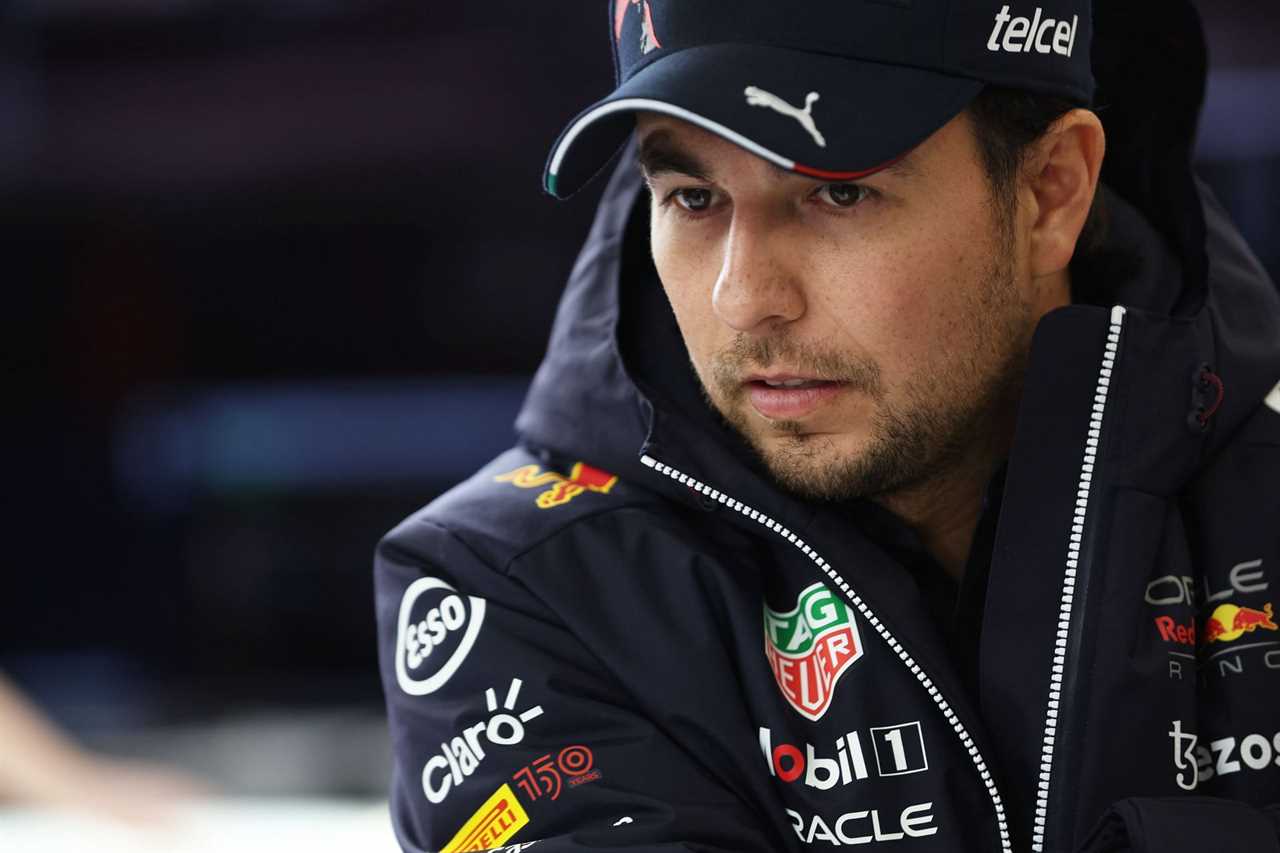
711;210;805;334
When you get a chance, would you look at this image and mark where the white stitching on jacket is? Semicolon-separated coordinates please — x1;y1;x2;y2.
1031;304;1127;852
639;454;1013;852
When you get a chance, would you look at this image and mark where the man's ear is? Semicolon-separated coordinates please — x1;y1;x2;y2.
1025;109;1106;278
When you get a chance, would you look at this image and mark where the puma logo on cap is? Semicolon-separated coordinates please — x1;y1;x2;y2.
744;86;827;148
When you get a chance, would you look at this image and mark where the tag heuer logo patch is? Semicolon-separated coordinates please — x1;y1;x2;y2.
764;583;863;721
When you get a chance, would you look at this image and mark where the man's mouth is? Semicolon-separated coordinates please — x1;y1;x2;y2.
745;376;845;420
758;378;829;389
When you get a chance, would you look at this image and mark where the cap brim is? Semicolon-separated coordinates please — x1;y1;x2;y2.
544;43;984;199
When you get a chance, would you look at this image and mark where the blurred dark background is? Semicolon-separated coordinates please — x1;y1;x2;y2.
1;0;1277;803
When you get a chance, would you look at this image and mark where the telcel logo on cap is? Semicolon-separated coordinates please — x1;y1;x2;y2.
987;5;1080;57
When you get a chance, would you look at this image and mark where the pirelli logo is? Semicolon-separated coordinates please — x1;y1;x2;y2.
441;784;529;852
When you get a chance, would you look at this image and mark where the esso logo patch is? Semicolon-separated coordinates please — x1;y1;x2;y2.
396;577;486;696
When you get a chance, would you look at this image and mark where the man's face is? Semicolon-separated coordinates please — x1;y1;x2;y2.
638;111;1039;501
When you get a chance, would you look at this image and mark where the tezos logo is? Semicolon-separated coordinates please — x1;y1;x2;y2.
1196;728;1280;784
1169;720;1280;791
396;577;485;696
986;5;1079;58
422;678;545;804
1169;720;1198;791
764;583;863;721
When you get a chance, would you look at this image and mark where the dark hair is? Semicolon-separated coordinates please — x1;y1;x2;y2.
965;86;1108;256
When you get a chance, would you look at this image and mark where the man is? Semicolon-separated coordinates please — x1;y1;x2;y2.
376;2;1280;851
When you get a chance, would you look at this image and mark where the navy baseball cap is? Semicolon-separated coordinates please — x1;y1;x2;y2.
544;1;1094;198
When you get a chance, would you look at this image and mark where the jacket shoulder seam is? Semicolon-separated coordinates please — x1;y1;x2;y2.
501;502;677;573
397;501;674;578
386;515;507;579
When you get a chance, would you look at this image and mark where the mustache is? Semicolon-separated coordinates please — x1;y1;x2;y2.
709;334;884;399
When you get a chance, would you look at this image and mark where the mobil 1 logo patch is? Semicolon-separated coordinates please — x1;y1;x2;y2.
870;722;929;777
759;720;929;792
396;577;486;696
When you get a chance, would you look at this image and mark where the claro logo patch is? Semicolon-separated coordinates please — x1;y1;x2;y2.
764;583;863;721
396;577;486;696
423;678;545;805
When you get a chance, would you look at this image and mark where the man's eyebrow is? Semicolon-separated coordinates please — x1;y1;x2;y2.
637;127;922;184
637;130;713;182
873;149;921;181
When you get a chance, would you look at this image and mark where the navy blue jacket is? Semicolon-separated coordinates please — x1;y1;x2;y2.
375;8;1280;852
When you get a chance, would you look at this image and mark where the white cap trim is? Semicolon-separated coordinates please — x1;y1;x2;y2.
1265;380;1280;415
546;97;796;189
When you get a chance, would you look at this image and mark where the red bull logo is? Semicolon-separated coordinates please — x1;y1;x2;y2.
1204;602;1278;644
1153;614;1196;647
495;461;618;509
614;0;662;55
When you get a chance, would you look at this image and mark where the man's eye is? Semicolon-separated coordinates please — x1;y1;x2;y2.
671;187;714;212
816;183;870;208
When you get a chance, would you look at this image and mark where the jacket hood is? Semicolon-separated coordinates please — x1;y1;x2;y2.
516;1;1280;495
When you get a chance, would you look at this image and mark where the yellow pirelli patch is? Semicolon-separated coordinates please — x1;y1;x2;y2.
441;783;529;852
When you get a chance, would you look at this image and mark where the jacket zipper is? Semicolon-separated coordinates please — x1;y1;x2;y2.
1030;304;1127;852
639;454;1013;853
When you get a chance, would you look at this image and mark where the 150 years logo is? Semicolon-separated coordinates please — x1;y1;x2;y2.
513;745;600;803
764;583;864;721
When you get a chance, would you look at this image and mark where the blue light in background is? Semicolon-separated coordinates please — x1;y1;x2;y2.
1196;70;1280;161
114;377;530;512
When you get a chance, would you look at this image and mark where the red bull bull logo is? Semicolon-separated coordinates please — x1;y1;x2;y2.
495;461;618;509
1203;602;1277;644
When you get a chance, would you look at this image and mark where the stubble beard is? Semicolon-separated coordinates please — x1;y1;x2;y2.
699;209;1030;504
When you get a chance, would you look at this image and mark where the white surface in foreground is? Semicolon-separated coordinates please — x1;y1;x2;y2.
0;798;397;853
